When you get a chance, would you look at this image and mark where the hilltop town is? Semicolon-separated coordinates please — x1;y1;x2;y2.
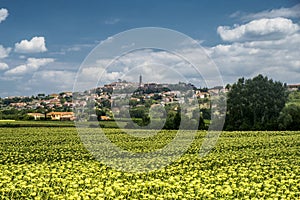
1;75;299;123
0;76;226;121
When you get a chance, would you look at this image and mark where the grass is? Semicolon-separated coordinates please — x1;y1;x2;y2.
0;120;75;127
0;120;125;128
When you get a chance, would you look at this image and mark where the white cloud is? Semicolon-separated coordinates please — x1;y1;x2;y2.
15;37;47;53
54;43;97;55
0;62;8;70
5;58;54;75
28;70;76;92
74;48;215;92
243;4;300;20
217;17;299;42
208;31;300;84
0;45;11;58
26;58;54;68
2;69;76;96
99;36;114;45
121;42;135;49
104;18;120;25
0;45;10;72
5;64;27;75
209;5;300;84
67;46;81;52
0;8;8;23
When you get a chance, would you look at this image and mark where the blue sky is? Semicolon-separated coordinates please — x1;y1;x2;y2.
0;0;299;96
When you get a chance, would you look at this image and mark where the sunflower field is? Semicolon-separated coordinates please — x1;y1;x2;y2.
0;127;299;199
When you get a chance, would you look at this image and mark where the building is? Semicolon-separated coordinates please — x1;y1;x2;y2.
287;84;300;91
9;102;27;108
27;113;45;120
46;112;75;121
49;93;59;98
100;116;110;120
195;91;210;99
139;74;143;87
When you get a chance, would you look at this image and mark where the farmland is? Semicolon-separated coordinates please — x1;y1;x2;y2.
0;128;299;199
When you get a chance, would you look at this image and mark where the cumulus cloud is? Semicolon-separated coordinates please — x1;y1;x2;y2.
0;45;11;59
214;9;300;84
217;17;300;42
5;58;54;75
28;70;76;92
243;4;300;20
210;4;300;84
0;8;8;23
74;48;217;92
15;37;47;53
0;62;8;70
208;30;300;84
11;69;76;95
0;46;11;72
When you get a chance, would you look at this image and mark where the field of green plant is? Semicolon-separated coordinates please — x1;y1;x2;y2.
0;127;299;199
0;120;75;127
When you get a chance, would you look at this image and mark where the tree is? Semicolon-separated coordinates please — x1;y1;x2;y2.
163;111;180;130
129;106;150;126
225;74;288;130
278;104;300;130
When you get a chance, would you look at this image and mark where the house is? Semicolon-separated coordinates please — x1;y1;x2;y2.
49;93;60;98
208;86;225;95
195;91;210;99
100;116;110;120
61;92;73;98
27;113;45;120
287;84;300;91
49;98;61;104
47;112;75;121
9;102;27;108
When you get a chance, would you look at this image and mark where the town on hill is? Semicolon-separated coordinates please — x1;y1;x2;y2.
0;78;224;124
1;74;299;131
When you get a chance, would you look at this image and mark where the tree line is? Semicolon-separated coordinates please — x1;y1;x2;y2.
225;74;300;131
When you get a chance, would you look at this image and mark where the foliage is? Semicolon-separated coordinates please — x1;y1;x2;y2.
0;108;30;120
0;120;75;127
163;111;181;130
225;74;288;131
287;91;300;106
278;104;300;130
0;128;299;199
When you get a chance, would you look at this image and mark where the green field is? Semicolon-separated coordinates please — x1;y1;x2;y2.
0;120;75;127
0;127;299;199
0;120;123;128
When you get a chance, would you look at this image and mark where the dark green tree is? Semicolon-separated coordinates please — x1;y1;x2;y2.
278;104;300;130
163;111;180;130
225;74;288;130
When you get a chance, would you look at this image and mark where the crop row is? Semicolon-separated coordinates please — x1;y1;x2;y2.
0;128;299;199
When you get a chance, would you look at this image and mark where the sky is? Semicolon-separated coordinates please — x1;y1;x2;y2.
0;0;300;97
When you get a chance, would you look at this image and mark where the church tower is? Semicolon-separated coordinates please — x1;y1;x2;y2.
139;74;142;87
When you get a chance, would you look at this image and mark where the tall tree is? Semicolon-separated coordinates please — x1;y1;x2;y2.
278;104;300;130
225;74;288;130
